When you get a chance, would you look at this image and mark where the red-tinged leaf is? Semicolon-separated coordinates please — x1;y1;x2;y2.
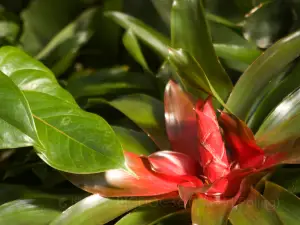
148;151;198;177
164;80;199;160
219;112;265;168
65;152;179;197
196;97;230;182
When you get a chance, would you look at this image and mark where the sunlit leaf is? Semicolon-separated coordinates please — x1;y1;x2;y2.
227;30;300;120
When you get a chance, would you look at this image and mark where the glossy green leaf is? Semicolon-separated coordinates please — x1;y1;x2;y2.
0;199;62;225
171;0;232;99
213;44;261;65
243;1;293;48
0;46;125;173
36;8;97;76
106;11;170;58
229;188;283;225
20;0;84;55
123;29;150;71
26;92;125;173
67;68;156;99
115;202;182;225
0;71;38;148
150;0;172;26
256;87;300;139
264;182;300;225
226;30;300;120
112;126;157;155
110;94;170;150
50;194;160;225
192;197;235;225
249;60;300;132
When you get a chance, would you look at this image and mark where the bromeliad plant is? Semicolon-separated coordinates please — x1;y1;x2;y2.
2;0;300;225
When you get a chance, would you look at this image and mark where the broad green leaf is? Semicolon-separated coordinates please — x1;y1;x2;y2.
113;126;157;155
249;60;300;132
243;1;293;48
0;46;125;173
0;71;38;148
36;8;97;76
192;197;235;225
270;168;300;193
123;29;150;71
67;68;156;99
20;0;84;55
110;94;170;150
115;202;182;225
0;199;62;225
229;188;283;225
256;87;300;139
171;0;232;99
0;46;76;104
105;11;170;58
25;92;125;173
226;30;300;120
50;194;160;225
264;182;300;225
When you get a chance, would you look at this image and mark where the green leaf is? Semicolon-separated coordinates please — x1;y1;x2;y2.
113;126;157;155
264;182;300;225
67;68;156;99
256;87;300;140
36;8;97;76
153;210;191;225
26;92;125;173
105;11;170;58
115;203;182;225
243;1;293;48
123;29;150;71
248;60;300;132
226;30;300;120
150;0;172;26
229;188;283;225
110;94;170;150
0;46;125;173
0;199;62;225
50;194;160;225
20;0;84;55
171;0;232;99
168;49;229;109
213;44;261;65
0;71;38;148
192;197;235;225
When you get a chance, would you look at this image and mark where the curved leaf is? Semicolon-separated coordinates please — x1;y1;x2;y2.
226;30;300;120
264;181;300;225
171;0;232;98
115;202;182;225
0;199;62;225
0;46;124;173
112;126;157;155
123;29;150;71
0;71;38;148
229;188;283;225
256;87;300;139
50;194;164;225
105;11;170;58
110;94;170;150
67;68;156;99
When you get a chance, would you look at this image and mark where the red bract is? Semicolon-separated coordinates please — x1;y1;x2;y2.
67;80;290;205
